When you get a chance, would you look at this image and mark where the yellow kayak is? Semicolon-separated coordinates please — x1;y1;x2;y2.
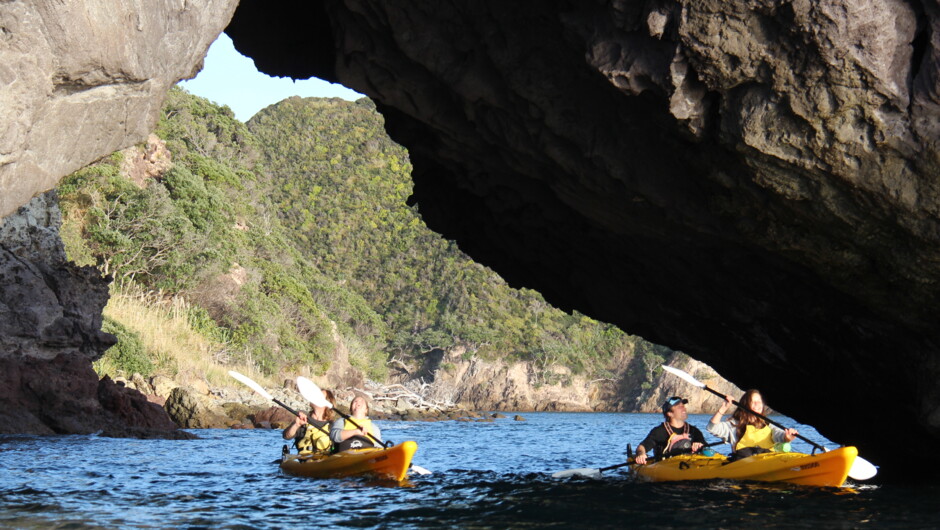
280;440;418;482
632;446;857;487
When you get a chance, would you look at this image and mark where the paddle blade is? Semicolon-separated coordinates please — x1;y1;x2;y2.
296;376;334;408
661;365;706;388
848;456;878;481
229;370;273;400
410;465;433;476
552;468;602;479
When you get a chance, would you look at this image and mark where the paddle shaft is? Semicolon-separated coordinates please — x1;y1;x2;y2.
702;386;825;452
333;408;387;448
273;399;331;439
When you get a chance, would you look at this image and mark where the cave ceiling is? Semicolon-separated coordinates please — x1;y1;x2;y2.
227;0;940;479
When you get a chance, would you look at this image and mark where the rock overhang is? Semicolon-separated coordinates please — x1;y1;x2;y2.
227;0;940;481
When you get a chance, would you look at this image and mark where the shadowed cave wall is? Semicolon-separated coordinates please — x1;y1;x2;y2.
227;0;940;480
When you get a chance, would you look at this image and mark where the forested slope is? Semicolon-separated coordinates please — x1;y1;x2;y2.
58;88;673;395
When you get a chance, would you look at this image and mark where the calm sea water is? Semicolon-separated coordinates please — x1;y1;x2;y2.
1;413;936;528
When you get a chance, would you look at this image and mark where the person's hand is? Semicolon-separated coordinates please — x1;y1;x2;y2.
718;396;733;414
784;428;798;441
635;453;647;465
692;442;703;452
294;412;308;426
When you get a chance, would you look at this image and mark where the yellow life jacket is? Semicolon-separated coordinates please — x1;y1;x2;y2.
734;424;775;451
297;420;333;453
343;417;378;441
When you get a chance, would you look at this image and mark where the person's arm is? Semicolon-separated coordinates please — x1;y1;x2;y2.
706;418;734;444
709;396;733;424
634;427;662;465
770;423;798;443
330;418;345;443
371;423;382;442
690;425;706;452
283;411;308;440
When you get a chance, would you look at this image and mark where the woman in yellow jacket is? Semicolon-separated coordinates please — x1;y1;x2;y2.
331;394;383;451
282;388;336;453
707;389;798;459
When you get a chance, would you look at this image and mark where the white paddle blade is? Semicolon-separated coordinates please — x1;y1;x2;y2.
410;465;433;476
552;468;602;479
660;365;706;388
296;376;333;408
229;370;274;400
848;456;878;481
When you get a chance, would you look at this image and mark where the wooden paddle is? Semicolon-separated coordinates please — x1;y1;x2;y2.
296;376;432;476
660;364;878;480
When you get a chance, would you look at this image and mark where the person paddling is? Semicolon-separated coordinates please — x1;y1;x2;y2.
282;388;336;454
331;394;383;451
707;389;797;459
634;396;706;465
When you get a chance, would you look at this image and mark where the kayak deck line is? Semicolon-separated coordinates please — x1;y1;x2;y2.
280;440;418;482
631;446;858;487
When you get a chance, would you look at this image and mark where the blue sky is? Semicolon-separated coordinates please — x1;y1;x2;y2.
179;34;363;122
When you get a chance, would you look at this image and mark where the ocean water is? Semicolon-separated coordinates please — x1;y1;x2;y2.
0;413;936;528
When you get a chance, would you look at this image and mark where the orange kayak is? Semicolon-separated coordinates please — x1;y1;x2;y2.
632;446;857;487
280;440;418;482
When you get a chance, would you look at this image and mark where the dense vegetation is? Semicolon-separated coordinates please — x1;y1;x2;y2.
58;87;671;386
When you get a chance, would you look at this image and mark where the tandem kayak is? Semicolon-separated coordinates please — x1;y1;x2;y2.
631;446;858;487
280;440;418;482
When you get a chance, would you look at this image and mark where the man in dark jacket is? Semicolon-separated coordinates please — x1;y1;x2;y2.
634;396;705;465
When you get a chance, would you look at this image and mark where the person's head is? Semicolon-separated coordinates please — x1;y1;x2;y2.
350;394;370;418
311;389;336;421
733;389;767;438
661;396;689;424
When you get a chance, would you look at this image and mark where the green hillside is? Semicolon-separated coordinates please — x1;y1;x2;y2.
58;87;670;387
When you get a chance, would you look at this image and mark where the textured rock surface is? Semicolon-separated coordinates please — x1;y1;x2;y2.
226;0;940;478
0;0;239;218
0;192;186;437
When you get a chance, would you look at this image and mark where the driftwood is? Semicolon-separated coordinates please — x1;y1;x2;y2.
345;379;458;413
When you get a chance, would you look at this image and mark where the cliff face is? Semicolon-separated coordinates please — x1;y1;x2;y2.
0;193;183;437
0;0;239;219
225;1;940;478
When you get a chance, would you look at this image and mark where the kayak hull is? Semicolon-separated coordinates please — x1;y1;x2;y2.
632;446;857;487
280;440;417;482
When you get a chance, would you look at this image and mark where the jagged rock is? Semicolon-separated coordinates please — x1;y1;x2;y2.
221;402;258;426
97;376;179;432
128;373;155;396
513;415;526;421
492;413;506;419
251;406;296;428
0;0;239;219
164;386;230;429
150;375;178;399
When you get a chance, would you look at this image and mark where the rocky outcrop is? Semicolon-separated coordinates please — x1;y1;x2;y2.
0;0;239;219
397;346;740;414
0;192;187;438
226;1;940;479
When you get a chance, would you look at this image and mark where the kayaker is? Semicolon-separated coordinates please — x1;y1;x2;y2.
283;388;336;453
634;396;706;465
331;394;383;451
707;390;798;459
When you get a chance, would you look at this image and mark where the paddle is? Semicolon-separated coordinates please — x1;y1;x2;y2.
295;377;432;476
552;459;634;479
228;370;332;439
660;364;878;480
552;441;725;479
